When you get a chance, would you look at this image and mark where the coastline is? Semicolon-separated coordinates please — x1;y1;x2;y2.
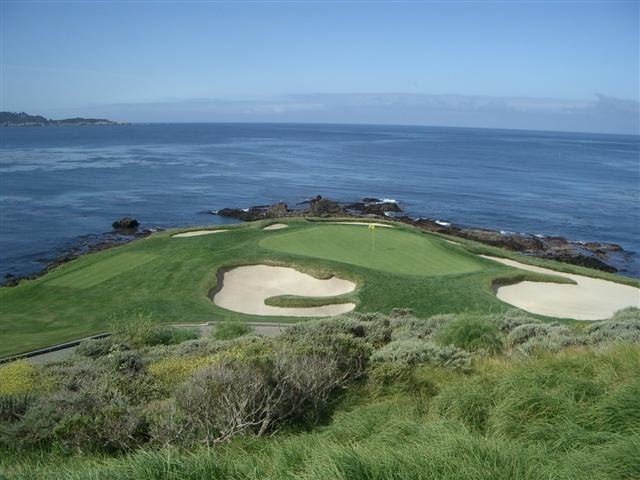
2;194;636;287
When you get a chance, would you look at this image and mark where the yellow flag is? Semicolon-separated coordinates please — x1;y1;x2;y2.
368;224;375;231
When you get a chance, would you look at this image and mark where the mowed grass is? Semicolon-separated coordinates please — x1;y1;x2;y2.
45;253;157;289
0;219;629;357
260;225;483;276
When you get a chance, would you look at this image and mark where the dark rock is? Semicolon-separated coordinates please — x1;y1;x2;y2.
582;242;623;253
112;217;139;230
308;197;345;216
345;200;402;216
539;253;618;273
457;229;544;252
362;197;381;203
216;208;247;220
265;201;289;218
297;195;323;205
218;202;290;221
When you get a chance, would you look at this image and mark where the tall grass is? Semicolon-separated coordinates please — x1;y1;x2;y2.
3;343;639;480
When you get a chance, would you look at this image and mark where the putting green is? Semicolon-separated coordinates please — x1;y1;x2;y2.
260;225;483;276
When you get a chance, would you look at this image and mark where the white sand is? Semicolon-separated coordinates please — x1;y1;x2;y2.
481;255;640;320
327;222;393;228
213;265;356;317
263;223;288;231
443;239;463;245
172;230;228;238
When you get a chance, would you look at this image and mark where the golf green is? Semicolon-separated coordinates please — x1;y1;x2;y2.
260;225;483;276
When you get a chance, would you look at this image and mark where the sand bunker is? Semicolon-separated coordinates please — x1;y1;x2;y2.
482;255;640;320
263;223;288;231
172;230;228;238
327;222;393;228
213;265;356;317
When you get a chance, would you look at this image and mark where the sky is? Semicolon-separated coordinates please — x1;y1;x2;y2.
1;0;638;133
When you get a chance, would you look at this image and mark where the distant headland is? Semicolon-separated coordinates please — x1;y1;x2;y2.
0;111;127;127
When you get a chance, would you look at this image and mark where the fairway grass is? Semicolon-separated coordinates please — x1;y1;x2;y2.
1;218;637;357
45;253;158;289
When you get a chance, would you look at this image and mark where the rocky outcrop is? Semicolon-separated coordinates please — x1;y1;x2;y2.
266;201;289;218
307;196;345;216
112;217;139;230
537;253;617;273
345;199;402;216
217;202;290;222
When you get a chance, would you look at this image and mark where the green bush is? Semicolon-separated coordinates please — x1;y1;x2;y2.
436;317;504;354
283;314;392;347
491;309;541;333
0;360;39;396
517;325;575;354
211;321;253;340
370;339;471;370
390;314;455;341
507;323;554;347
75;337;116;358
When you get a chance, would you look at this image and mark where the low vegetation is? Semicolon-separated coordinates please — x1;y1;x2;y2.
1;308;639;479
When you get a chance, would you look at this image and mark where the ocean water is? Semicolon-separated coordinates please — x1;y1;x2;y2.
1;123;639;278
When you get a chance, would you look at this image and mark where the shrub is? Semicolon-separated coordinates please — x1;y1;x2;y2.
0;360;38;396
283;314;391;347
587;309;640;345
110;311;155;347
146;326;199;346
173;337;226;357
492;309;541;333
148;355;213;392
436;317;504;354
75;337;115;358
517;325;575;354
110;311;199;347
143;399;188;447
507;323;554;347
389;314;455;341
0;393;36;422
177;350;354;444
211;321;253;340
370;339;471;370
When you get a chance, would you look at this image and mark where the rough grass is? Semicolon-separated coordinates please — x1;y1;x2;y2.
2;344;638;480
0;219;632;357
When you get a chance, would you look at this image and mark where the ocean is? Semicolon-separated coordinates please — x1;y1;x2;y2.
1;123;639;278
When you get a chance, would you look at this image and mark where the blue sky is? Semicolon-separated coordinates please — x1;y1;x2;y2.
1;1;638;132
